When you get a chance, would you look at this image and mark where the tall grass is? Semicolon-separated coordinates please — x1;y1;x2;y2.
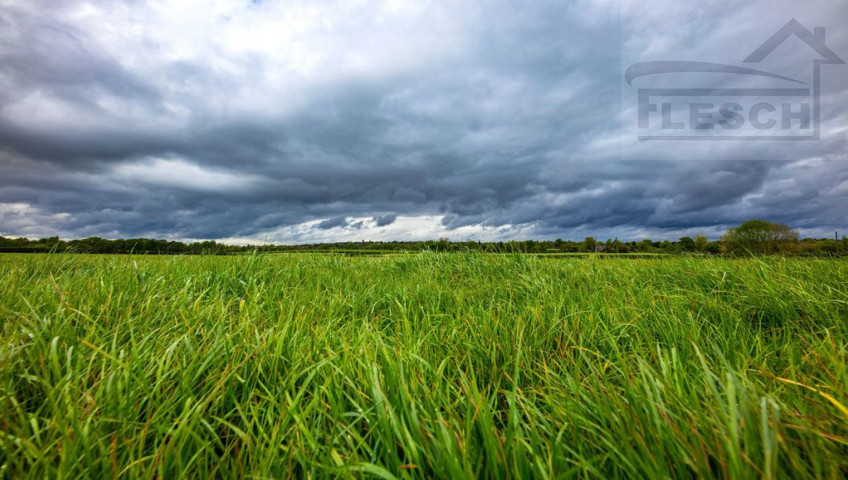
1;253;846;478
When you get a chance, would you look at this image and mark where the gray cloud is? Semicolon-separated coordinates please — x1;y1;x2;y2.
316;216;349;230
0;0;846;242
374;214;397;227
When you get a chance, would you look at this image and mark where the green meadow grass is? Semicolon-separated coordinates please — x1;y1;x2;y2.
0;253;846;479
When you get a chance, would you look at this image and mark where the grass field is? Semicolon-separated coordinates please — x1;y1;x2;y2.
1;253;846;478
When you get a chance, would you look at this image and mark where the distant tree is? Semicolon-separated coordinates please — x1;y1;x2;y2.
581;237;597;252
820;239;839;254
610;237;622;253
693;234;709;252
678;236;695;252
36;236;61;247
554;238;564;251
722;220;799;254
637;239;654;252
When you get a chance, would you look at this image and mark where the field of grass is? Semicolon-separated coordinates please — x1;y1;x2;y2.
1;253;846;478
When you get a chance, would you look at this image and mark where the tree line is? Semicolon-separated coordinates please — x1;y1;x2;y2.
0;220;845;255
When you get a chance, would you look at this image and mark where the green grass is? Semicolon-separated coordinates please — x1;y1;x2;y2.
1;253;846;479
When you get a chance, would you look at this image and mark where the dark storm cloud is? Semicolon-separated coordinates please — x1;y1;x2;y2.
374;214;397;227
0;0;846;241
316;216;349;230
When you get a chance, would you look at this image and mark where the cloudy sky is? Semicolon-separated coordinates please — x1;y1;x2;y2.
0;0;846;243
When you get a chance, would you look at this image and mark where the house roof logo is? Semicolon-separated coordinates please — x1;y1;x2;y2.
744;19;843;65
625;19;845;141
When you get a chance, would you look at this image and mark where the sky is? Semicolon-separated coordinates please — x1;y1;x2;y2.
0;0;846;244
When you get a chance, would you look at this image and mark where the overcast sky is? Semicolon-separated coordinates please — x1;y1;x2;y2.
0;0;846;243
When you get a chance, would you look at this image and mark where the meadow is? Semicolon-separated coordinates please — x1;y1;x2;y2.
0;253;846;478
